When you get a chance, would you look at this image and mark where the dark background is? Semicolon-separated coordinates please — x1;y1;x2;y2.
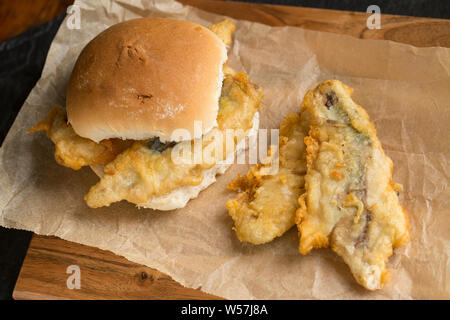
0;0;448;300
229;0;450;19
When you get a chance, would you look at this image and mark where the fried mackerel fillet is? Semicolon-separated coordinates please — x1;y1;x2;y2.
208;18;235;46
226;112;308;244
296;80;410;290
85;69;261;208
28;107;133;170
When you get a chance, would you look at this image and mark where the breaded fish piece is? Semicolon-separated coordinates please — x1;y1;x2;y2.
226;112;308;244
208;18;236;47
85;70;262;208
296;80;410;290
28;107;132;170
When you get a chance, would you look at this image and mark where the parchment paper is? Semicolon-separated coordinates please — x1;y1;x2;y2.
1;0;449;299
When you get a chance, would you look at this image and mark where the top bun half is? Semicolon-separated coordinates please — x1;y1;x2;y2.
66;18;227;143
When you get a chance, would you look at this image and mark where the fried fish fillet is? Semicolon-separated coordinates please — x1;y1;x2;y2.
208;18;235;46
28;107;132;170
226;112;308;244
296;80;410;290
85;69;262;208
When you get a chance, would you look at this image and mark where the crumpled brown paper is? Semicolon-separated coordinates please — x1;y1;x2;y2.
1;0;449;299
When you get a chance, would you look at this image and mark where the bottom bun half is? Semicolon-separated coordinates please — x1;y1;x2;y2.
90;112;259;211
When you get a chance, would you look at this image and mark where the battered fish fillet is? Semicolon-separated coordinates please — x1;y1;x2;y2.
226;112;308;244
28;107;132;170
208;18;235;46
296;80;410;290
85;70;262;208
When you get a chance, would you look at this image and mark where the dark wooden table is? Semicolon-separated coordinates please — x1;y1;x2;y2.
2;0;449;299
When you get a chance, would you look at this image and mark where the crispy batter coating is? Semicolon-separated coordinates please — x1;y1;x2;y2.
226;112;308;244
296;80;410;290
28;107;132;170
208;18;236;46
85;69;262;208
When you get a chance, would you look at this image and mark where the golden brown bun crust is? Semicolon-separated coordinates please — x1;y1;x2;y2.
66;18;227;142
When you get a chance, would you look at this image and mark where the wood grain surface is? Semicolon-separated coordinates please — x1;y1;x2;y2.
11;0;450;300
14;235;220;300
181;0;450;47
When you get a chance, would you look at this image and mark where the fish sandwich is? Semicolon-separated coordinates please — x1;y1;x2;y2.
30;18;262;210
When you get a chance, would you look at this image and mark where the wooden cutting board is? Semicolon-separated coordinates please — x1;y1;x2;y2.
12;0;450;300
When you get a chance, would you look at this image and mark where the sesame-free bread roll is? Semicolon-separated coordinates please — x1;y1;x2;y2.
67;18;227;143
